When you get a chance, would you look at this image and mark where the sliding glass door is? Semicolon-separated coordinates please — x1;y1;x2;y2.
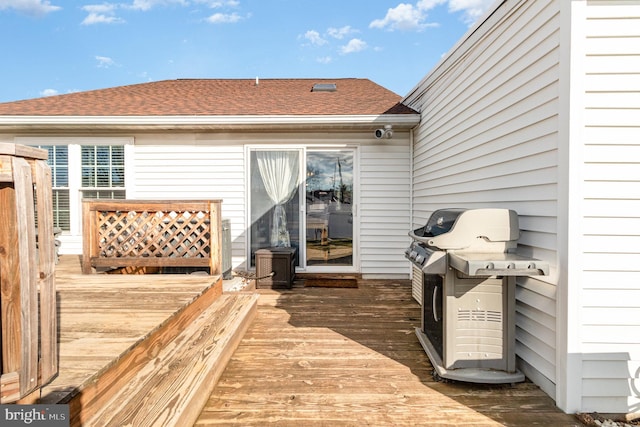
249;149;302;267
305;150;354;268
248;147;356;271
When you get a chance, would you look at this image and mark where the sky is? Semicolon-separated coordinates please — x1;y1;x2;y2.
0;0;497;103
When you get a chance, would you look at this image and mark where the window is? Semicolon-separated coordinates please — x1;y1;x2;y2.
37;145;71;230
80;145;126;200
32;142;127;232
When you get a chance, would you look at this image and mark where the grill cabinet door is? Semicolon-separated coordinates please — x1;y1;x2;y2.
421;274;444;359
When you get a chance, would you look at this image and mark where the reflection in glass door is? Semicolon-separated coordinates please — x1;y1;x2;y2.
305;150;354;267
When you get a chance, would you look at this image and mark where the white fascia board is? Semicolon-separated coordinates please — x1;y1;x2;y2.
0;114;420;128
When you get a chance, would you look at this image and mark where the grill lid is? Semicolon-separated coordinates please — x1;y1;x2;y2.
411;208;466;238
410;208;520;252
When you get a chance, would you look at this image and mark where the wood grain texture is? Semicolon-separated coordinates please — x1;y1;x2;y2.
39;256;225;422
86;293;258;427
195;282;578;427
81;199;222;274
35;159;58;385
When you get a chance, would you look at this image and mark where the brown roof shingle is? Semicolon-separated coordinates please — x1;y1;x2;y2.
0;78;416;116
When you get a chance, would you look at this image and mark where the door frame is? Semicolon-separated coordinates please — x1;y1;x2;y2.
245;145;359;273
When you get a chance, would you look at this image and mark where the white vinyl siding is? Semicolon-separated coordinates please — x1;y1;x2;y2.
404;0;640;415
131;131;412;276
404;0;562;402
579;0;640;413
360;140;412;277
131;136;247;270
10;131;414;275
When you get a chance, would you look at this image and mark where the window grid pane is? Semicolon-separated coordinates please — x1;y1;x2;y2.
81;190;126;200
81;145;125;188
35;145;70;230
53;189;71;230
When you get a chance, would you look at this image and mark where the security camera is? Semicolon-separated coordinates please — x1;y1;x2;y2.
374;125;393;139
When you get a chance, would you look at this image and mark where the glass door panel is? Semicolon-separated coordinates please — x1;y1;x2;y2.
249;149;301;267
305;150;354;267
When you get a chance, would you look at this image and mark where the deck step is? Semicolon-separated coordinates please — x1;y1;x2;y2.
84;292;259;427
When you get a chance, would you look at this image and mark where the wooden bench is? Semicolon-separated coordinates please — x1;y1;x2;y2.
83;292;259;427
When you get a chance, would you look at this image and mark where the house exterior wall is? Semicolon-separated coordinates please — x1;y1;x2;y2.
576;0;640;414
403;0;563;407
5;130;413;277
360;139;412;277
131;134;247;270
403;0;640;415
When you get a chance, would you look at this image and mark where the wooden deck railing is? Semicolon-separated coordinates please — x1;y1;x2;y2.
0;143;57;403
82;199;222;275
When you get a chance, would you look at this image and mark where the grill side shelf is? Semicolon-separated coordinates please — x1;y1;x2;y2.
448;252;549;276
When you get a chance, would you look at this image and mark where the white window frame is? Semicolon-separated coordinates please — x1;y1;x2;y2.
15;137;134;237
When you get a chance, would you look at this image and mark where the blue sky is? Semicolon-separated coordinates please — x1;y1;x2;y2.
0;0;497;103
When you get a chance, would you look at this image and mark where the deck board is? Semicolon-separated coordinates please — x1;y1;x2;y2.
41;255;219;405
195;281;579;427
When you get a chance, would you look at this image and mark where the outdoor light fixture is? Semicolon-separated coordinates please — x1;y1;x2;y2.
374;124;393;139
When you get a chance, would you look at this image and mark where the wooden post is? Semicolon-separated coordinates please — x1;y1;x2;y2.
81;199;95;274
12;156;39;398
209;200;222;276
35;160;57;384
0;173;22;380
0;144;57;403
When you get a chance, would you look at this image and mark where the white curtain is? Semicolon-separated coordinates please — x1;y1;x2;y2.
256;151;299;247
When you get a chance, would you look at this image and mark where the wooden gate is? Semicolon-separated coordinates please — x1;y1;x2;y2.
0;143;57;403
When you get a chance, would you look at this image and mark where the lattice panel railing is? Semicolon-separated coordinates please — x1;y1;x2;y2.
82;200;222;275
98;210;210;258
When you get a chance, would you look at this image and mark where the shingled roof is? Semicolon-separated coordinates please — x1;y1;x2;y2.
0;78;416;117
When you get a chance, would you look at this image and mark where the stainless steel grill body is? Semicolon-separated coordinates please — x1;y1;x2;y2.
405;208;548;384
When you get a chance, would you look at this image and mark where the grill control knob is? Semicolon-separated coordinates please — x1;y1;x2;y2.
415;255;425;264
409;251;418;260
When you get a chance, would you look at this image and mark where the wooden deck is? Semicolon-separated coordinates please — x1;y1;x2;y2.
195;281;581;427
41;255;259;427
42;255;223;406
45;256;580;426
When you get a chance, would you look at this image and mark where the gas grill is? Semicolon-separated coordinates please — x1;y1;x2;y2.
405;208;549;384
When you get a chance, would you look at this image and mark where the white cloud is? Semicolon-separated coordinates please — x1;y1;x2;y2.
370;0;493;31
327;25;355;40
193;0;239;7
80;0;243;25
40;88;58;97
83;4;117;14
95;56;117;68
127;0;188;11
126;0;239;11
81;4;124;25
340;38;367;55
0;0;61;17
448;0;494;24
303;30;327;46
82;13;124;25
417;0;447;9
206;12;242;23
316;56;332;64
369;3;431;31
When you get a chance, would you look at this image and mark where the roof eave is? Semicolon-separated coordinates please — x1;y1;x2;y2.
0;114;420;132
